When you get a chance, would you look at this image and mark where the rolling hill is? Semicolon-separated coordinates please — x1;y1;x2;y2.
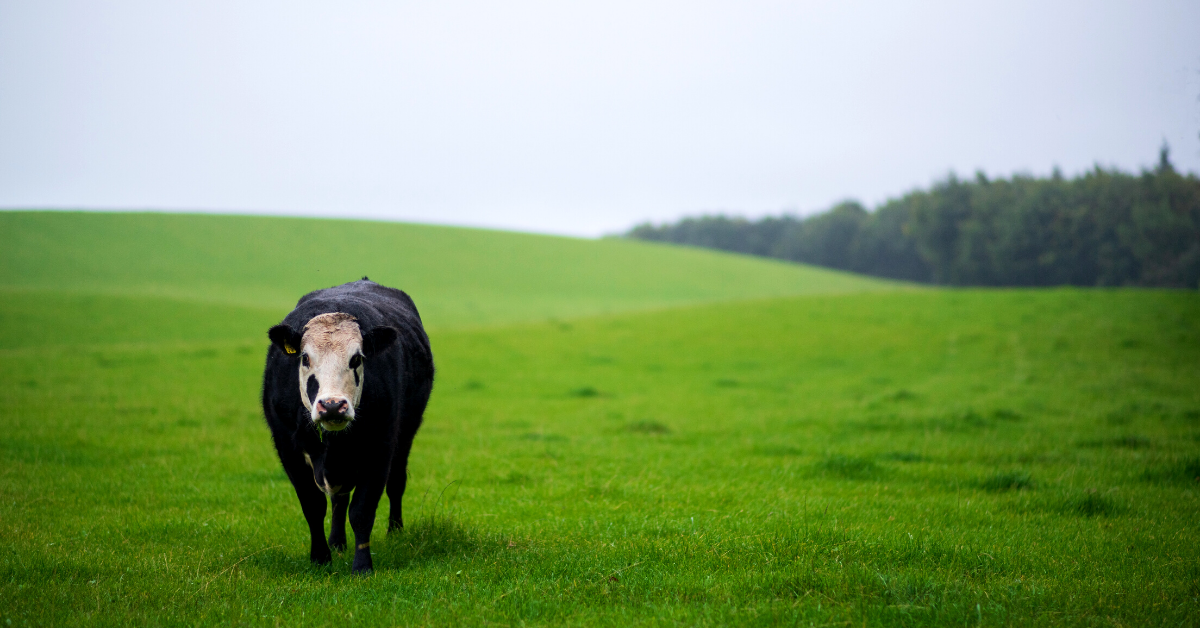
1;211;896;333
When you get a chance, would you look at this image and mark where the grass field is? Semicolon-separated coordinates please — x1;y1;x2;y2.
2;212;1198;626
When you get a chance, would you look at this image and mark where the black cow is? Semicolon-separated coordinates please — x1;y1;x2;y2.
262;278;434;573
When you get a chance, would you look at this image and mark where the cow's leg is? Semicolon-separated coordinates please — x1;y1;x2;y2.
282;456;331;565
348;479;386;574
328;491;351;552
386;442;413;532
388;377;430;533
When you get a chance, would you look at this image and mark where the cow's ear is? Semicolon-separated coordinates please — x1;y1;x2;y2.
268;324;302;355
362;326;398;357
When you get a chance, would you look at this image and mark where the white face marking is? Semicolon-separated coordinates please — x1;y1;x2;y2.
298;313;366;430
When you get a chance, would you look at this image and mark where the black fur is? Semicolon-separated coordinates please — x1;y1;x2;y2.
261;279;434;574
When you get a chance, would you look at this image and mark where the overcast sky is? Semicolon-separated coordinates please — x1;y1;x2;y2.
2;1;1198;237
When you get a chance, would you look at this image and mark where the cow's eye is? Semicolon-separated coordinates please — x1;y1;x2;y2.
301;353;310;368
348;354;362;369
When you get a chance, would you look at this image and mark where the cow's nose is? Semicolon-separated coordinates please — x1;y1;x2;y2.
318;399;348;415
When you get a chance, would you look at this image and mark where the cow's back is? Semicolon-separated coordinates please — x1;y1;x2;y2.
291;279;423;334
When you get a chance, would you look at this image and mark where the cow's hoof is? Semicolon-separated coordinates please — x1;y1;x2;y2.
310;551;332;566
387;520;403;534
352;552;373;574
329;537;347;552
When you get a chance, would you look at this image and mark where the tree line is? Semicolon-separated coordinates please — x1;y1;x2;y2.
626;147;1200;288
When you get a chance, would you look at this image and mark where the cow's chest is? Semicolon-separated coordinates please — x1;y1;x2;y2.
303;447;359;497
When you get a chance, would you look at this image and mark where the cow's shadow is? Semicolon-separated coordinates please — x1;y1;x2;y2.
241;516;495;577
372;515;496;570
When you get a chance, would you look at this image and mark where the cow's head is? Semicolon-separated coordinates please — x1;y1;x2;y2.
269;313;398;431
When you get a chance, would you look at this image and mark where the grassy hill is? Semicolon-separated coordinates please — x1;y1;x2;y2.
0;211;893;331
3;212;1198;626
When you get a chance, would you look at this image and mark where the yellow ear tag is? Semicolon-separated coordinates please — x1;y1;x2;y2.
284;343;297;355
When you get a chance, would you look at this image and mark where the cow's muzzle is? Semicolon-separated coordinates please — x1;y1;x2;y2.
315;397;353;430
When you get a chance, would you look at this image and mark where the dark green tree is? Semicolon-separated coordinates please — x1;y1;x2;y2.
626;146;1200;288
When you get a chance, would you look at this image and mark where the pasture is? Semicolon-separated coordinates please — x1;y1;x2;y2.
2;212;1198;626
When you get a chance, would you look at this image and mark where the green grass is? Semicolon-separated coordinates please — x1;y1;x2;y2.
3;212;1199;626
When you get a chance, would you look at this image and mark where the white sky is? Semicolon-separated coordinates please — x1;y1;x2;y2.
2;1;1198;237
